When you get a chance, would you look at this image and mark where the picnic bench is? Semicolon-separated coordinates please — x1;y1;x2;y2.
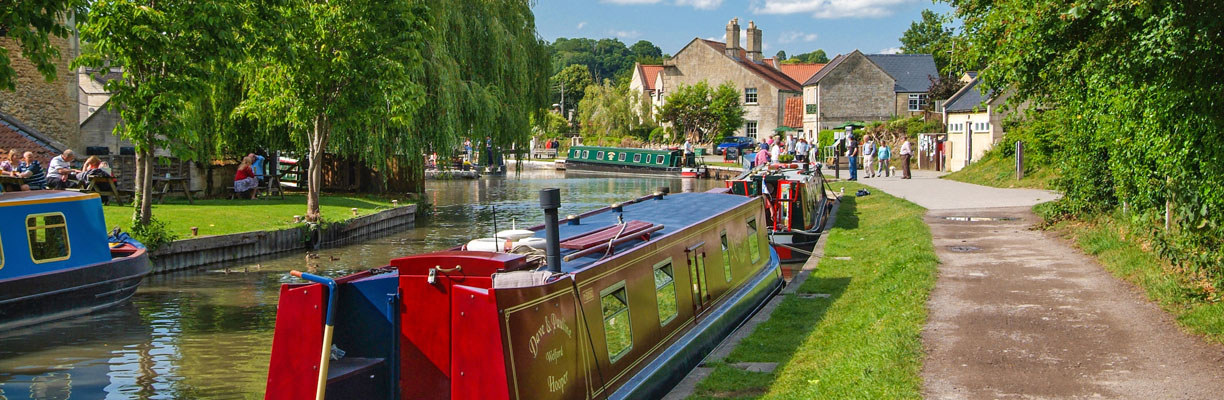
532;148;558;159
153;176;194;204
0;175;24;192
73;175;126;205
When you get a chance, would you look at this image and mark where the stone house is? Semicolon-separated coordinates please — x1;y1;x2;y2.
78;67;134;154
801;50;938;136
631;18;803;141
0;31;81;151
942;74;1021;172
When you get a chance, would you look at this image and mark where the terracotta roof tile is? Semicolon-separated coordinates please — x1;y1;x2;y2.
783;97;804;128
700;40;802;92
0;117;59;166
640;65;663;91
778;63;825;85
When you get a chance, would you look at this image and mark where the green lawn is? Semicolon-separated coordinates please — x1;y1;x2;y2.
691;182;939;399
1040;208;1224;344
102;194;406;238
942;151;1056;190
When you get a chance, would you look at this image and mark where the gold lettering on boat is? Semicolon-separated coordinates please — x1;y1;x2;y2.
547;371;569;393
527;313;573;358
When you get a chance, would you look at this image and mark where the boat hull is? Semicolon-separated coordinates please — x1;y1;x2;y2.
564;160;682;176
0;248;150;330
770;230;821;264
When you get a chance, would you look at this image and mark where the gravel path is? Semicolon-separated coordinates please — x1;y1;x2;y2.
854;173;1224;399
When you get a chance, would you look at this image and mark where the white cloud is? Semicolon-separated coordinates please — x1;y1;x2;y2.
602;0;662;4
610;29;642;39
675;0;723;9
577;21;588;30
878;47;902;54
754;0;920;19
778;31;819;43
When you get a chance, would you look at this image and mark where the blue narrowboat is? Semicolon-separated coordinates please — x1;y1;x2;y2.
0;190;150;330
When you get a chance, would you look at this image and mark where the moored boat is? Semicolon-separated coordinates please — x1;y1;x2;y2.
0;191;151;330
725;164;831;264
564;146;706;178
265;188;781;399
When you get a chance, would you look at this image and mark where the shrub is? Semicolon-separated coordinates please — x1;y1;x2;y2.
130;217;180;252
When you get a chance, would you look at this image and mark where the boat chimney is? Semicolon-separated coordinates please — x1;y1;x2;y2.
540;188;563;273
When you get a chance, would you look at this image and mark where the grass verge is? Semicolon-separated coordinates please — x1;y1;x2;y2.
1037;207;1224;344
690;182;939;399
942;151;1055;190
102;194;406;238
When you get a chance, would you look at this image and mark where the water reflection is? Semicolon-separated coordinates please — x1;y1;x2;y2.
0;169;718;399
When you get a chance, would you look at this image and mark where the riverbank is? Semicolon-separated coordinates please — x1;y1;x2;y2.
102;194;406;237
689;182;938;398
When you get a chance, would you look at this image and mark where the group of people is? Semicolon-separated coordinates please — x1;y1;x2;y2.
741;135;816;172
1;148;113;193
844;134;912;181
233;152;267;199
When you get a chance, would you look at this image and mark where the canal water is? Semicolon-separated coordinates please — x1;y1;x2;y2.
0;169;719;399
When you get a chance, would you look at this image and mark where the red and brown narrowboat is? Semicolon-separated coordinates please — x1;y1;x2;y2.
265;188;782;399
725;164;831;264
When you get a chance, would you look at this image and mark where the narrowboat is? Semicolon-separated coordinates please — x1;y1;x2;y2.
0;191;151;330
564;146;707;178
725;164;831;264
265;188;782;399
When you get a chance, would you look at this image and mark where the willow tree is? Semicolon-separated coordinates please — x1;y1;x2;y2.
237;0;427;221
410;0;551;168
76;0;245;226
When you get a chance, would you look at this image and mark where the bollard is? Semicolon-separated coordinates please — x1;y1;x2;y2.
190;226;199;236
391;199;399;207
294;215;302;223
351;207;358;216
1015;141;1025;180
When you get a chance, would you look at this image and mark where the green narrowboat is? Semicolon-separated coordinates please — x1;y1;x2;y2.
564;146;704;177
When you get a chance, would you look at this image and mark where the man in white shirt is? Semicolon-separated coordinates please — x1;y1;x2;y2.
45;149;79;190
900;140;913;179
863;136;876;178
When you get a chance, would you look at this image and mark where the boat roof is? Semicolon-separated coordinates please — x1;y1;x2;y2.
536;192;754;273
0;190;99;207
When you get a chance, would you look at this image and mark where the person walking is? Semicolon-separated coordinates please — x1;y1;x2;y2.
795;139;809;163
877;142;891;177
754;143;769;169
846;134;859;181
900;139;913;179
863;136;876;178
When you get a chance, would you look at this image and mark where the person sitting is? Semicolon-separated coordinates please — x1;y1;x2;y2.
251;152;267;186
16;151;44;190
0;148;15;176
45;149;80;190
77;156;117;203
234;155;259;199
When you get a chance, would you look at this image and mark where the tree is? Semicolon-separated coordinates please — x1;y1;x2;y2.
784;49;829;64
0;0;86;90
658;81;745;142
951;0;1224;290
237;0;427;222
924;74;967;110
576;80;640;139
550;37;642;85
774;50;787;61
899;9;953;72
551;64;594;116
630;40;662;64
76;0;245;226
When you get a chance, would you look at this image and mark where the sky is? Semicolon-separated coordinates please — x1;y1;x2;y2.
532;0;953;58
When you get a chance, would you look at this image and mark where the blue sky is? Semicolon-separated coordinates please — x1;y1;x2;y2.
532;0;953;57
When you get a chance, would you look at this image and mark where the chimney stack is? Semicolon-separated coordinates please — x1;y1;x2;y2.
745;21;762;62
725;18;741;58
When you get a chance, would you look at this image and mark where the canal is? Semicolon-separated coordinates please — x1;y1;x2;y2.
0;170;720;399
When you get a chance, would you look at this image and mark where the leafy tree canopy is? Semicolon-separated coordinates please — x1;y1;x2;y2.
899;9;954;73
550;37;660;85
550;64;594;115
774;50;787;61
783;49;829;64
577;80;641;139
0;0;86;90
659;80;745;142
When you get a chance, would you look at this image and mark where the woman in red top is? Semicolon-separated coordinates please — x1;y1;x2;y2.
234;155;259;199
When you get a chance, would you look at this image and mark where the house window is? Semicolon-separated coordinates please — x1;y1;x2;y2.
972;122;989;132
746;218;760;263
806;104;818;114
653;260;678;325
27;213;70;263
720;231;732;282
908;94;927;111
744;88;758;104
633;154;642;163
601;283;633;362
746;121;758;137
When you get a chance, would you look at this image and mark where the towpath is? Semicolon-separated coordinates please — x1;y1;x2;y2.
852;170;1224;399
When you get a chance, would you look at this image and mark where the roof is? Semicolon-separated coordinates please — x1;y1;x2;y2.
778;63;825;84
0;111;65;166
782;97;804;128
864;54;938;93
803;51;858;86
699;40;802;92
639;65;663;91
944;77;990;113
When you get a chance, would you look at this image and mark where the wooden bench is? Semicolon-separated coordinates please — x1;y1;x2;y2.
68;175;126;205
531;148;558;159
560;220;655;250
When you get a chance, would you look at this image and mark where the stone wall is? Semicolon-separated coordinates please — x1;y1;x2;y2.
0;34;80;150
80;107;132;153
662;41;788;141
814;52;895;130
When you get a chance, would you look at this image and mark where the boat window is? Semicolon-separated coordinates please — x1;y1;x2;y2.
633;154;642;163
653;260;677;325
597;151;605;160
720;231;731;282
27;213;70;263
618;152;627;162
656;155;665;164
601;283;633;362
583;150;589;159
747;218;760;263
